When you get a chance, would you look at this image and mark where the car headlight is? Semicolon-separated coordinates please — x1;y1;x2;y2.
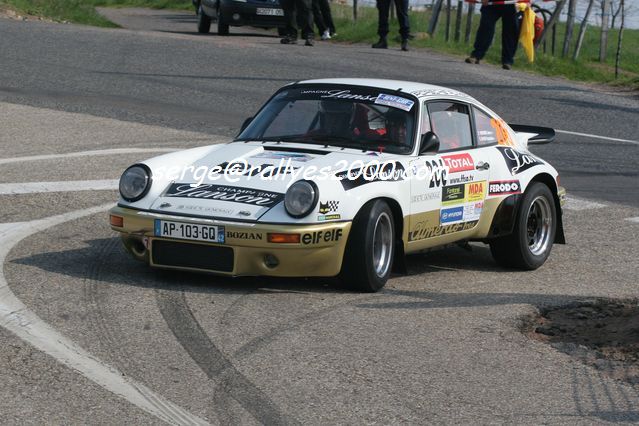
119;164;152;202
284;180;318;218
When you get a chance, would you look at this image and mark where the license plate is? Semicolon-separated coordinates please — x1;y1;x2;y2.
154;220;225;244
256;8;284;16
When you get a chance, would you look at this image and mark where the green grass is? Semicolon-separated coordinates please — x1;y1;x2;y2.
332;4;639;87
0;0;192;27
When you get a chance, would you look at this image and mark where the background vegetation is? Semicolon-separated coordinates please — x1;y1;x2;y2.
1;0;636;88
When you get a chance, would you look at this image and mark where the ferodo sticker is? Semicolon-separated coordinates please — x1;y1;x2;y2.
488;180;521;195
302;229;343;244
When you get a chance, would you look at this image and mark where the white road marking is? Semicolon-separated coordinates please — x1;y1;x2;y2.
556;129;639;145
0;180;118;195
626;217;639;223
0;148;180;165
563;195;607;211
0;205;209;426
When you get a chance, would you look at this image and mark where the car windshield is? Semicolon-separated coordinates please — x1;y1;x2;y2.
236;86;417;154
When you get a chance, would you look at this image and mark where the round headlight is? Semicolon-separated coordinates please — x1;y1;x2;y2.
119;164;151;202
284;180;318;218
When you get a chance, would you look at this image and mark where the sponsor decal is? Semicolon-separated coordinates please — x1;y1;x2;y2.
375;93;415;111
490;118;515;146
411;191;440;203
175;205;235;215
319;200;339;214
447;173;474;185
463;201;483;222
478;130;497;144
336;161;405;190
488;180;521;195
442;153;474;173
301;229;343;244
226;231;263;240
496;147;544;175
440;206;464;224
425;159;447;188
409;220;478;242
251;152;313;162
465;181;486;202
319;89;378;101
164;184;284;206
409;88;471;98
442;184;465;205
317;214;341;221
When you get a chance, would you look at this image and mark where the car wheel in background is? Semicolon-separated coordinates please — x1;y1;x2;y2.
490;182;557;270
342;200;395;292
197;5;211;33
217;8;230;35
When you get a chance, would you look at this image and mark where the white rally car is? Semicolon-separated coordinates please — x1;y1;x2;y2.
109;78;566;292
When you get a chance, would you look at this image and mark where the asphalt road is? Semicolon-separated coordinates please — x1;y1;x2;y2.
1;9;639;425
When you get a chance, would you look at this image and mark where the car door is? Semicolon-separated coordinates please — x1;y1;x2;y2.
408;99;492;250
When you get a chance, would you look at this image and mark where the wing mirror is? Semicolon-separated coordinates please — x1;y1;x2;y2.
419;131;440;154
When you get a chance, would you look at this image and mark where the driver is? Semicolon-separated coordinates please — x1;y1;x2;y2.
385;109;408;146
318;100;354;137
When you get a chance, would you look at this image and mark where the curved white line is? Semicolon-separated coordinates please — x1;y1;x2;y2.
0;180;118;195
0;148;180;165
0;204;209;425
556;129;639;145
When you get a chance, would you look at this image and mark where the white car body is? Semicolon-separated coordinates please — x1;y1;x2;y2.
110;78;566;291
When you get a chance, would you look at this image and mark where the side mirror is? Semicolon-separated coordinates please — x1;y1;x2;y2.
419;131;440;155
240;117;253;133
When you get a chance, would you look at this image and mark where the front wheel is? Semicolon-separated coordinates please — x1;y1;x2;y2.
341;200;395;292
490;182;557;270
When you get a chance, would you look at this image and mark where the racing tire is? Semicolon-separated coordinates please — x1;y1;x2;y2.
197;6;211;33
341;200;395;292
490;182;556;270
217;10;230;35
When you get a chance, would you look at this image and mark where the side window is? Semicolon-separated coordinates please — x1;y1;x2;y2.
427;102;472;151
473;107;498;146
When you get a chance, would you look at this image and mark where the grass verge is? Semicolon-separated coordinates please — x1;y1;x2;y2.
0;0;192;27
332;4;639;88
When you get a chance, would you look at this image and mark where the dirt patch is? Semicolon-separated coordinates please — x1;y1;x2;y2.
524;299;639;385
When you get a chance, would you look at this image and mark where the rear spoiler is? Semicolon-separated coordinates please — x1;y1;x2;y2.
509;124;556;145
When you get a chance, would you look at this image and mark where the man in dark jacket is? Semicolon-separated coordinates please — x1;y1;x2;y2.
372;0;410;51
281;0;314;46
466;3;518;69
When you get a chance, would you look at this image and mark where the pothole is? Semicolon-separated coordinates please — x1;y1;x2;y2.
523;299;639;385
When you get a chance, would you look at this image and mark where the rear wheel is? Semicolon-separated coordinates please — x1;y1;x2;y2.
341;200;395;292
197;5;211;33
490;182;556;269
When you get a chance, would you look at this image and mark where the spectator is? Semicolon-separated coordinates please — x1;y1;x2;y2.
372;0;410;51
316;0;337;39
281;0;315;46
465;2;518;70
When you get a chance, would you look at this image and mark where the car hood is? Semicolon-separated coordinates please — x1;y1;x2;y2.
142;141;400;221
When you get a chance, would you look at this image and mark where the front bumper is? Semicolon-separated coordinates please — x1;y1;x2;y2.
219;0;285;28
109;206;351;277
